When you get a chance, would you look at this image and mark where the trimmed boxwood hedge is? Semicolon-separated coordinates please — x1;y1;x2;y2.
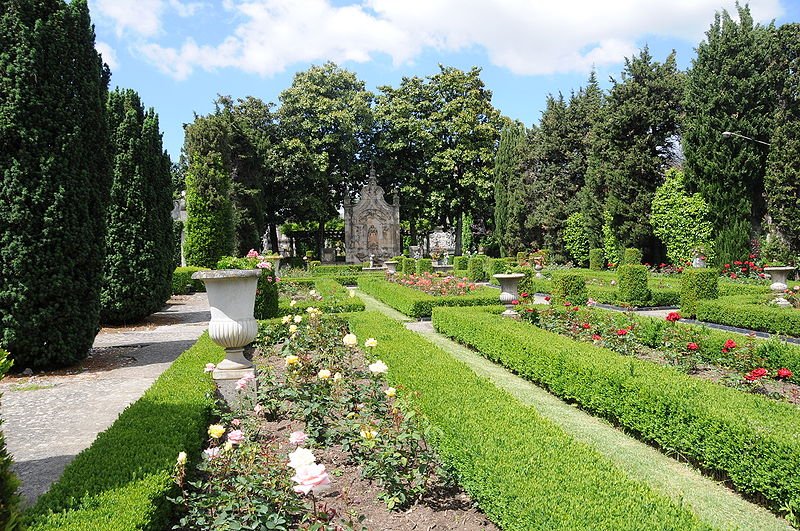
416;258;434;274
589;248;605;270
432;306;800;518
453;256;469;270
401;257;416;274
695;295;800;337
357;277;498;318
552;272;587;306
171;266;208;295
309;264;363;276
622;248;643;265
617;265;651;306
27;334;221;530
467;255;488;282
346;312;706;530
278;278;365;315
680;269;719;317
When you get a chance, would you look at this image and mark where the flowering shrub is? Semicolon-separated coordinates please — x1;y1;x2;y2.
387;272;477;297
722;257;766;281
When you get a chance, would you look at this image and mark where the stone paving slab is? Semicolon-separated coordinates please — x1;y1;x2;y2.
0;293;209;506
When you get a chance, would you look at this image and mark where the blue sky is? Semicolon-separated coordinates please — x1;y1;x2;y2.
89;0;800;160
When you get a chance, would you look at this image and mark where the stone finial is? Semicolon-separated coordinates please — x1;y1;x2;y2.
368;162;377;186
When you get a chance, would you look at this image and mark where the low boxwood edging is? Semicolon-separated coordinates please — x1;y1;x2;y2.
696;295;800;337
171;266;208;295
347;312;706;530
26;334;221;530
357;277;498;318
278;278;365;315
432;306;800;518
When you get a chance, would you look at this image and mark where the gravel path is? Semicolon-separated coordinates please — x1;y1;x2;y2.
0;293;210;506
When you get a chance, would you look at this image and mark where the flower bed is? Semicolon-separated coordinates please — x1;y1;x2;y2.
346;312;707;529
432;306;800;521
26;334;220;530
278;278;365;315
387;272;478;297
357;277;498;318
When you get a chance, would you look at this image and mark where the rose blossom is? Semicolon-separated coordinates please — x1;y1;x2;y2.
365;337;378;348
666;311;681;322
227;430;244;445
368;360;388;374
246;249;259;258
616;329;628;336
744;368;768;381
203;447;221;460
291;463;331;495
544;296;551;302
204;363;216;373
591;334;602;341
343;333;358;346
777;368;793;379
288;447;317;469
687;342;699;351
289;431;308;445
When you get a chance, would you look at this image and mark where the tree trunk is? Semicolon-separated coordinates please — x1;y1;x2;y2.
269;223;279;253
409;219;417;252
455;210;463;256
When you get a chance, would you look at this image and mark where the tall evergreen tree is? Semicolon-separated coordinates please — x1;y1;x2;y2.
493;121;526;256
101;89;174;323
764;23;800;256
683;5;775;237
0;0;111;368
584;48;683;259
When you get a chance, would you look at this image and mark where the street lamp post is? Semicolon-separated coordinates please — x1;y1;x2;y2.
721;131;771;146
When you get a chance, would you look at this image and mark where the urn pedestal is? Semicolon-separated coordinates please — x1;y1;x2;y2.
384;260;398;275
433;264;454;274
192;269;261;380
764;266;796;308
494;273;525;318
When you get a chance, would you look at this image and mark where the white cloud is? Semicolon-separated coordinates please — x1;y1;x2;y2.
92;0;206;37
132;0;785;80
95;41;119;70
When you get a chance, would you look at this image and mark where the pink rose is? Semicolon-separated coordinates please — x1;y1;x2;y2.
246;249;259;258
204;363;216;373
231;418;241;427
227;430;244;445
289;431;308;445
291;463;331;495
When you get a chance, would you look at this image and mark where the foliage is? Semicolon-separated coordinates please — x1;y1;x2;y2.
696;295;800;337
27;335;220;529
388;273;478;298
466;255;488;282
215;254;279;319
602;210;623;266
713;220;751;268
0;0;111;369
563;213;590;267
552;273;588;306
183;152;234;268
485;258;508;278
357;277;498;319
683;5;775;234
171;267;209;295
401;257;416;275
680;269;720;317
415;258;434;275
432;306;800;518
0;350;19;530
277;278;364;315
650;169;714;266
453;256;468;271
173;220;184;268
589;249;605;271
101;89;174;324
621;248;643;266
493;121;528;256
348;312;707;530
617;265;651;306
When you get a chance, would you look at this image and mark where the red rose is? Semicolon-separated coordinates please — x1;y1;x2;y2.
525;308;534;313
724;339;737;350
686;342;699;351
582;323;591;329
666;311;681;322
572;306;580;312
511;299;520;305
617;329;628;336
730;273;737;279
564;301;572;307
744;367;768;381
734;260;742;265
544;296;551;302
591;334;602;341
520;292;529;298
777;368;793;379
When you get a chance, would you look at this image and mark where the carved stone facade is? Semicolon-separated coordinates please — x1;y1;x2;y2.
344;169;401;264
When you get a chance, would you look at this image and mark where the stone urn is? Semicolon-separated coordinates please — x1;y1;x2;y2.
384;260;399;275
433;264;454;274
764;266;796;308
493;273;525;318
192;269;261;380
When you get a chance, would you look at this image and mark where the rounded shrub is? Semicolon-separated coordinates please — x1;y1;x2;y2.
589;248;605;271
617;264;651;306
402;257;416;274
563;212;590;267
552;273;588;306
453;256;469;270
416;258;434;274
622;248;643;265
486;258;509;278
171;267;209;295
467;255;489;282
680;268;720;317
184;152;234;268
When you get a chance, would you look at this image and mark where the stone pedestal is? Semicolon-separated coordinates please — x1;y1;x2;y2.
764;266;795;308
494;273;525;318
192;269;261;380
384;260;398;274
433;264;454;274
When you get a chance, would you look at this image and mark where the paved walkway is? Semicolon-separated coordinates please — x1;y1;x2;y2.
0;293;209;506
357;290;793;531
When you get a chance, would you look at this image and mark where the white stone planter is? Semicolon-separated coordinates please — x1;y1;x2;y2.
494;273;525;318
384;260;398;274
433;264;454;274
192;269;261;380
764;266;795;308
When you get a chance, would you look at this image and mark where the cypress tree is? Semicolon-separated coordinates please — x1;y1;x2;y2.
493;121;526;256
0;0;111;368
683;6;775;235
101;89;174;323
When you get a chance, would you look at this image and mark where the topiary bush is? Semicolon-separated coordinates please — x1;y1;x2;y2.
602;210;623;266
563;212;590;267
621;248;643;265
402;257;416;274
589;248;605;270
467;255;489;282
0;350;20;529
416;258;434;274
486;258;508;279
680;268;720;317
453;256;469;270
552;273;588;306
216;256;278;319
617;264;651;306
1;0;111;369
100;89;174;325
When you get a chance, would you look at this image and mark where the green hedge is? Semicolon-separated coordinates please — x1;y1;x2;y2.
552;273;587;306
618;265;651;306
357;277;498;318
416;258;434;274
171;266;208;295
680;269;720;317
589;248;605;270
310;264;363;276
27;335;221;530
453;268;468;278
486;258;508;278
453;256;469;270
401;257;416;275
696;296;800;337
432;307;800;517
278;278;365;315
622;248;643;265
346;312;705;530
467;255;488;282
